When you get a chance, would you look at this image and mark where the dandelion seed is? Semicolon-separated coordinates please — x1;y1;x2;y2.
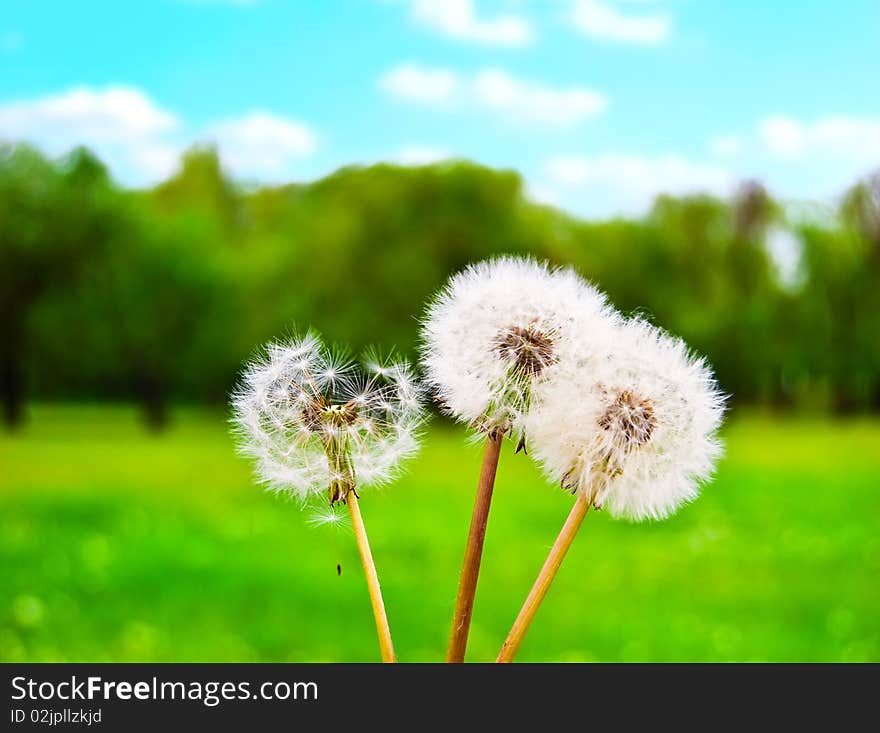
306;507;349;529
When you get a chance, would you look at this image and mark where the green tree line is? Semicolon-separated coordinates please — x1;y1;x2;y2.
1;142;878;428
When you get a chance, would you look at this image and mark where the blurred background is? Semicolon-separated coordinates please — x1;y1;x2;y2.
1;1;878;661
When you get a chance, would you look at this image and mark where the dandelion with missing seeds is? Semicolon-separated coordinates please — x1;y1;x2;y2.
231;332;425;663
421;256;620;662
496;316;725;662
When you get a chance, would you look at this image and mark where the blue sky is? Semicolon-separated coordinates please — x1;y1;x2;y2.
1;0;877;217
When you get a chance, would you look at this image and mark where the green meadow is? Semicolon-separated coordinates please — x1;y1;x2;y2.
1;405;878;662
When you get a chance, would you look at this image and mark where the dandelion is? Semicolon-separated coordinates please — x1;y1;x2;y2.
528;319;725;520
496;318;725;662
421;256;620;662
231;332;425;662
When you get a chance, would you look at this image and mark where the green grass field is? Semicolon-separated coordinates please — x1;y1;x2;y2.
1;405;878;662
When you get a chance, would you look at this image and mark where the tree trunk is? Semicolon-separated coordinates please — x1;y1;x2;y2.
1;349;24;430
833;386;859;415
137;373;169;431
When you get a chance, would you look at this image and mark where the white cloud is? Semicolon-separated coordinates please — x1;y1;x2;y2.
472;69;606;127
0;86;182;181
127;143;182;181
545;156;593;186
0;86;319;184
409;0;532;46
758;117;807;156
206;112;316;178
544;153;734;214
759;115;880;159
380;65;607;128
571;0;671;44
394;145;451;165
710;134;745;159
379;64;460;105
811;117;880;158
524;182;561;207
702;115;880;202
0;86;178;142
545;153;732;192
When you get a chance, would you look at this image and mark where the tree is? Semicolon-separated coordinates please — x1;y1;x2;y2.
68;200;231;428
0;145;115;428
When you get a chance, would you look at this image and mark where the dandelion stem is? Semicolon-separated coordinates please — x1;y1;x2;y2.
446;431;503;662
346;491;396;663
496;492;591;663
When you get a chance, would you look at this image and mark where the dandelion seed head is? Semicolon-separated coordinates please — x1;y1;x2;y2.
231;331;426;503
493;322;555;378
421;255;620;441
597;389;657;450
526;318;726;521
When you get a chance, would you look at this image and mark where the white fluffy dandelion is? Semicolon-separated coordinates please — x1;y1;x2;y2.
232;334;424;505
526;318;725;521
421;256;619;448
497;317;725;662
231;332;425;663
422;255;621;662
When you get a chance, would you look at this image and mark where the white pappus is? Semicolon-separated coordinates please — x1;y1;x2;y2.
231;333;425;505
525;317;726;521
420;256;620;449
